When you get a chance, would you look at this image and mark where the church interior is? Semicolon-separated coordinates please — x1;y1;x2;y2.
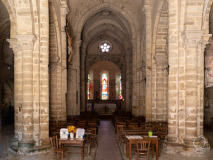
0;0;213;159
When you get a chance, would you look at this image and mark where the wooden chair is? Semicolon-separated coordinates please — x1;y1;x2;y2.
128;124;142;130
116;124;126;142
135;140;150;160
158;126;168;140
88;121;96;128
50;136;68;160
87;128;98;147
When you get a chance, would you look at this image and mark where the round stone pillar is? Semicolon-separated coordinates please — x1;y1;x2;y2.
16;35;36;148
183;30;203;148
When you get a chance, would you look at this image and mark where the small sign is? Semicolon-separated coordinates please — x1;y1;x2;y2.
60;128;68;139
76;128;85;138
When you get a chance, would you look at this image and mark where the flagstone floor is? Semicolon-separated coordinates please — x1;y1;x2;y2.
0;121;213;160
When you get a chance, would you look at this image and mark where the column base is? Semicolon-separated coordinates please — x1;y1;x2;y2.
11;139;51;154
164;137;210;156
18;140;35;148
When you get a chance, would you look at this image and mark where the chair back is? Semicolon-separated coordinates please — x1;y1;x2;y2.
116;124;126;133
50;135;59;149
136;140;150;151
87;128;96;135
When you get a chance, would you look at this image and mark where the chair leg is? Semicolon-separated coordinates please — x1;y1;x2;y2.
152;145;154;158
87;143;91;157
61;152;63;160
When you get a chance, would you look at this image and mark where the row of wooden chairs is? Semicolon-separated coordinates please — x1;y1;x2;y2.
50;120;99;137
116;124;168;142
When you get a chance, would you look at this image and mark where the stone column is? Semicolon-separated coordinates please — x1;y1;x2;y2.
125;55;130;112
80;49;86;112
167;0;180;145
76;40;81;114
39;0;49;144
144;5;152;121
60;1;69;120
16;35;36;148
155;57;167;121
183;31;203;148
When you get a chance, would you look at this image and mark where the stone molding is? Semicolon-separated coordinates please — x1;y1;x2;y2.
7;38;18;53
142;5;151;17
16;35;36;50
202;34;212;49
60;0;69;16
182;30;204;48
202;0;209;28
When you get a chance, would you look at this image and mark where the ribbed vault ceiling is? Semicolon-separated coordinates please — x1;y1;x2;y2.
81;8;132;55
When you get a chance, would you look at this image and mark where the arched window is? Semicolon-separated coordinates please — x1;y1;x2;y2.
87;74;90;99
102;73;108;100
87;72;93;100
119;74;122;99
116;74;122;99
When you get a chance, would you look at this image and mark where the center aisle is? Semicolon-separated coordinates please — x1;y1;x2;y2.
95;120;123;160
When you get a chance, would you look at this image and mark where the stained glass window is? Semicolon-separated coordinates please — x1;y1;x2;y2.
102;73;108;100
119;75;122;99
99;41;112;53
87;74;90;99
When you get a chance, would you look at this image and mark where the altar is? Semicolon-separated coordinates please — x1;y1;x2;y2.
94;103;116;115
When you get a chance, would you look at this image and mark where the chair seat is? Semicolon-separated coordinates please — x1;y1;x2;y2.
50;136;68;160
54;147;68;152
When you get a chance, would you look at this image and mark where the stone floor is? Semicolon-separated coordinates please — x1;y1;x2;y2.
0;121;213;160
95;120;122;160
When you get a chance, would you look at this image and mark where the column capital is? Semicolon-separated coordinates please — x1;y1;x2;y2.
60;0;69;16
16;35;36;50
7;38;19;53
202;34;212;49
208;36;213;45
142;4;151;17
182;30;204;48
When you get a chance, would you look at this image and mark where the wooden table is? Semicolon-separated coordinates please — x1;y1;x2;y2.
126;136;159;160
59;138;84;160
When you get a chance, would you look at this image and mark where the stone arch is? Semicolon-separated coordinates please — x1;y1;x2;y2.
74;3;138;113
49;3;61;61
74;3;138;41
81;24;128;54
203;0;213;33
1;0;16;38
